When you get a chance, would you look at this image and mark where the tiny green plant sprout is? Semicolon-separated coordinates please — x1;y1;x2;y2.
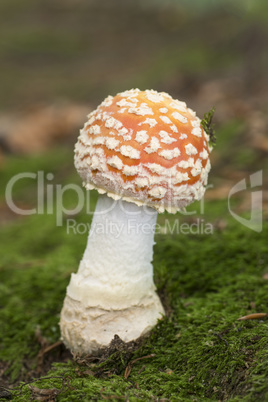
201;107;216;146
60;89;213;355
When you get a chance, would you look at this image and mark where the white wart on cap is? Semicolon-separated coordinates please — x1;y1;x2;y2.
75;88;211;213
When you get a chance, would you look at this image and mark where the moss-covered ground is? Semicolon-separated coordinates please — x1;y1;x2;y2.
0;143;267;401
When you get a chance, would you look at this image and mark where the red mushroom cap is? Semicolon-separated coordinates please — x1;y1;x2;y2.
75;89;212;213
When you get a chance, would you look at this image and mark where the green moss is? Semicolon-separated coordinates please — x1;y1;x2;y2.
0;148;268;400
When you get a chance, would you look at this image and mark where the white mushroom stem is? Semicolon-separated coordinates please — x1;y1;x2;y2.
60;194;165;355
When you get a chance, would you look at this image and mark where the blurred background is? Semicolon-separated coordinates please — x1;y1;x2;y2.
0;0;268;222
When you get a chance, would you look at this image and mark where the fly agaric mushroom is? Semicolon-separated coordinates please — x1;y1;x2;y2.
60;89;212;355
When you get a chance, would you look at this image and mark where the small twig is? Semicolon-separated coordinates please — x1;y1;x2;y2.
42;341;63;355
19;375;74;401
19;375;68;394
213;333;229;347
0;387;11;392
237;313;268;321
28;385;59;396
137;365;146;375
124;354;155;380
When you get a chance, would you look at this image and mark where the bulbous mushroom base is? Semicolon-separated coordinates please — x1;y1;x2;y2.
60;294;164;355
